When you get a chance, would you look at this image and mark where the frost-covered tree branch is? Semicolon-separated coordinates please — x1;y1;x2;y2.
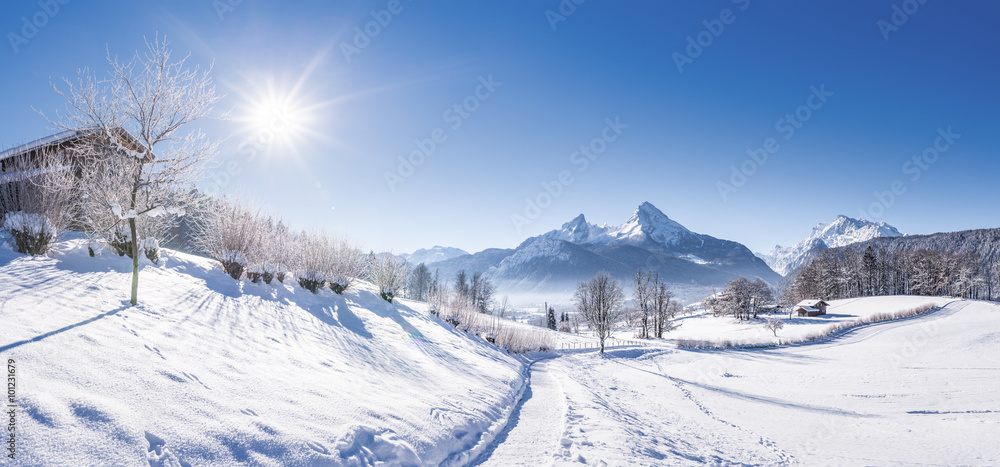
41;36;222;305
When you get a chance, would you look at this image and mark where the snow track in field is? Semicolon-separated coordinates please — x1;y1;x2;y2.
473;359;566;466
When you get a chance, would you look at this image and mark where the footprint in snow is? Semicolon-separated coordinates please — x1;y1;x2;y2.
144;431;192;467
144;345;166;360
306;440;330;455
181;372;210;389
240;408;258;416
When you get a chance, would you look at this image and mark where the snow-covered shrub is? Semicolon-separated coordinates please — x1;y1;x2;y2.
107;224;133;257
296;233;330;293
367;253;409;303
2;212;56;256
246;263;263;283
140;237;160;264
0;149;76;256
195;197;263;281
88;239;103;257
220;250;247;280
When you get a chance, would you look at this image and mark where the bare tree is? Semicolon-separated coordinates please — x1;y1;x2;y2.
43;37;222;306
408;263;432;301
651;276;679;337
764;317;784;337
633;271;652;338
574;271;625;353
717;277;774;320
470;272;496;313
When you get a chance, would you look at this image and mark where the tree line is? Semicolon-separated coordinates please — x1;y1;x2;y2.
783;244;993;303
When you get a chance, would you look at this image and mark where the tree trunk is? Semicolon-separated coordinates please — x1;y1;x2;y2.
129;216;139;306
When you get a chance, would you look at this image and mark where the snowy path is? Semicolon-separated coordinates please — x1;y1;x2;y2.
474;347;790;466
474;359;566;466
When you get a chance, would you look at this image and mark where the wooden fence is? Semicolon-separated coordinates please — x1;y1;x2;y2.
557;339;648;350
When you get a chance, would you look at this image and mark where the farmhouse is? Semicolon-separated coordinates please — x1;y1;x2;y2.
795;299;829;317
0;127;149;178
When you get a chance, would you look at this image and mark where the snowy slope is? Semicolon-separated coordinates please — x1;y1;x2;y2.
0;236;524;466
761;215;903;275
404;246;469;265
475;298;1000;465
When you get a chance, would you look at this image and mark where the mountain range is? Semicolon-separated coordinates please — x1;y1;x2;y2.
421;202;780;302
402;246;469;265
758;216;904;276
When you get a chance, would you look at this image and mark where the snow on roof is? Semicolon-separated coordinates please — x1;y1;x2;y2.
0;129;84;162
0;127;149;164
796;299;828;307
796;306;819;312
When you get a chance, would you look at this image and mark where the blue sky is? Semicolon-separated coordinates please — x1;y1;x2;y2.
2;1;998;255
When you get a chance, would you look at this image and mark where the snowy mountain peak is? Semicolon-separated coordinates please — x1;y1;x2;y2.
404;245;469;265
538;202;693;248
808;215;903;248
618;202;692;246
760;215;904;276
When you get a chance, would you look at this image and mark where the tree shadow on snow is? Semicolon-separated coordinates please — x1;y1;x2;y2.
0;303;129;352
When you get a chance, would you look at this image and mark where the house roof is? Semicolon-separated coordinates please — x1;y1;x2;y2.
0;129;83;162
796;306;819;312
796;300;829;308
0;127;150;163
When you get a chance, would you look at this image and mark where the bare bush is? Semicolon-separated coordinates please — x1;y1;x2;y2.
295;233;330;293
436;289;553;353
196;197;262;280
326;238;365;294
368;253;409;303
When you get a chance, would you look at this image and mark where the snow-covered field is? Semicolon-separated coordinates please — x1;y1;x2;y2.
476;299;1000;466
4;235;999;466
663;296;953;347
0;236;525;466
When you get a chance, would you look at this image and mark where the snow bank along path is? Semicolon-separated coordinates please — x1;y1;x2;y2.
0;238;525;466
476;298;1000;466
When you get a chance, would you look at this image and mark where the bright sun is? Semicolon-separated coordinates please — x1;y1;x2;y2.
230;47;341;163
247;93;307;140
